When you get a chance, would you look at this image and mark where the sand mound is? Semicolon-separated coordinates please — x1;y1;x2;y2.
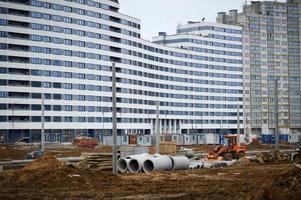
23;155;65;171
230;157;253;168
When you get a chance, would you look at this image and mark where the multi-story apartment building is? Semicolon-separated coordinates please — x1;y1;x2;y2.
0;0;243;143
217;0;301;137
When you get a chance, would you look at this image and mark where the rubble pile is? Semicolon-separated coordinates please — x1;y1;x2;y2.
251;150;290;164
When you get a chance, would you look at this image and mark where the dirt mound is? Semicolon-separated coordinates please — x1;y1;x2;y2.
0;145;29;160
23;155;65;171
230;157;253;168
251;150;290;164
253;167;301;200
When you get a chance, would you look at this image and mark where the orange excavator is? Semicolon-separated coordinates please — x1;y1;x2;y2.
206;134;246;161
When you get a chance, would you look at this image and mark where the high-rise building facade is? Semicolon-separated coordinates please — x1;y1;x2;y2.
0;0;243;143
217;0;301;137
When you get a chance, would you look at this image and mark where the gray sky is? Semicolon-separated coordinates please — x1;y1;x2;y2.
119;0;285;40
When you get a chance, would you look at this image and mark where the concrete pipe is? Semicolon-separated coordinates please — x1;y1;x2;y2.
169;156;190;171
143;155;173;173
203;161;213;168
117;158;130;173
127;153;153;173
189;160;202;170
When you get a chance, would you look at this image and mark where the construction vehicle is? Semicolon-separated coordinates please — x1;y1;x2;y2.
72;136;98;148
206;134;246;161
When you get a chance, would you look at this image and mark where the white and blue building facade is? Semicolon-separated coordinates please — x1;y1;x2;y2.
0;0;243;143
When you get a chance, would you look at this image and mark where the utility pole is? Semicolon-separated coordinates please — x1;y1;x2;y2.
12;103;14;136
220;115;223;144
275;79;279;151
102;110;105;146
155;100;160;153
41;93;45;152
237;105;240;144
112;63;118;175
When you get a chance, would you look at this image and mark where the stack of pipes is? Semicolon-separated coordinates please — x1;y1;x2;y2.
117;153;195;173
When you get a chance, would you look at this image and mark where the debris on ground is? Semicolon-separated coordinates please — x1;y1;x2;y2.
251;150;290;164
77;153;112;171
229;150;291;168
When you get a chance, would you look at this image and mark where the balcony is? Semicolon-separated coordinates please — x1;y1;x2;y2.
110;26;121;34
8;68;29;75
8;92;30;99
8;0;30;5
110;16;121;23
8;44;30;52
8;104;30;110
8;80;30;87
8;56;30;63
8;8;30;17
110;36;121;43
110;46;121;53
8;32;29;40
110;56;121;63
8;20;30;28
8;116;30;122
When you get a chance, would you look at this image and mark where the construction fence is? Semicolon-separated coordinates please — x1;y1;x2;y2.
102;133;221;146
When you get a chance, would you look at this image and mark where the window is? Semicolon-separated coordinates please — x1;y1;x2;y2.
0;80;7;86
64;105;72;111
0;19;7;26
53;117;61;122
31;116;41;122
64;117;72;122
31;104;41;110
64;83;72;89
64;94;72;100
52;26;61;32
0;92;8;98
78;117;85;122
43;82;51;88
0;67;7;74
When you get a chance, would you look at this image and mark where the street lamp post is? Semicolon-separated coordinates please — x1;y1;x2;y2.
41;93;45;152
112;63;118;175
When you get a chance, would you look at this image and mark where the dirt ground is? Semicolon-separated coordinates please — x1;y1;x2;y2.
0;156;299;200
180;142;294;153
0;145;113;160
0;142;295;160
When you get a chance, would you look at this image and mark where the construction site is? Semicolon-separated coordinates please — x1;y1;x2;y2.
0;136;300;200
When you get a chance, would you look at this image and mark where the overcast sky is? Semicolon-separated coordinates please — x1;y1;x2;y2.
119;0;286;40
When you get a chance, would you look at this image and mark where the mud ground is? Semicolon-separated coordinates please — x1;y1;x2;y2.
0;159;299;200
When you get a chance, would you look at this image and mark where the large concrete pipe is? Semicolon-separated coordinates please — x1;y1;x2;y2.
127;153;153;173
117;158;130;173
169;156;190;170
203;161;213;168
143;155;173;173
189;160;203;170
212;160;236;168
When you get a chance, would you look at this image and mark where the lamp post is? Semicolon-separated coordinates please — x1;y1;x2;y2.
112;63;117;175
275;79;279;151
41;93;45;152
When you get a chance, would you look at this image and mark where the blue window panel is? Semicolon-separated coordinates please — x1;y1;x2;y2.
0;67;7;74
